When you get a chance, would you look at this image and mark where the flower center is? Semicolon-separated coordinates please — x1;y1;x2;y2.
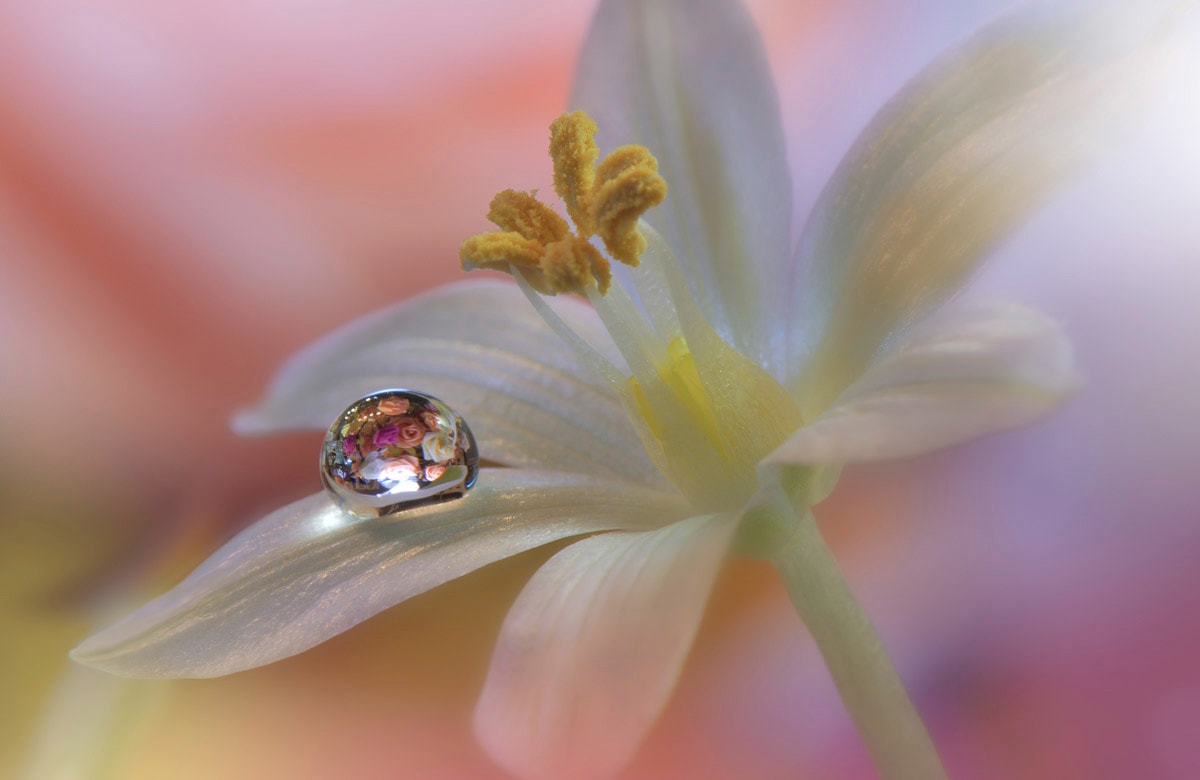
460;112;802;511
629;336;724;453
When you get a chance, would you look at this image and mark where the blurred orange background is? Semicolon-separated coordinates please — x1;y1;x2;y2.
3;1;1199;778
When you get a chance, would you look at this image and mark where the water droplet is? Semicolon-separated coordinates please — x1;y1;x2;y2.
320;389;479;518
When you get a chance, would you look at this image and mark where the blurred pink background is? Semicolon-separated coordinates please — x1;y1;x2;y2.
3;1;1198;778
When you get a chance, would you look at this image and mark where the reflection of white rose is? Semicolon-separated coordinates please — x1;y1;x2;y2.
357;450;385;481
357;450;420;484
421;428;457;462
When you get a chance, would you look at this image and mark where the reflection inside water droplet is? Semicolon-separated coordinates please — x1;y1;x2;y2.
320;389;479;518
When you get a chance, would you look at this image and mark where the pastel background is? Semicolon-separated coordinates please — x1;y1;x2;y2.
2;1;1198;778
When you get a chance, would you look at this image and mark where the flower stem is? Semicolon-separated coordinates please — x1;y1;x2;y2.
771;511;947;780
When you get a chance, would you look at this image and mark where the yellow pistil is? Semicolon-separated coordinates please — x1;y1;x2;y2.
460;111;667;295
628;337;725;455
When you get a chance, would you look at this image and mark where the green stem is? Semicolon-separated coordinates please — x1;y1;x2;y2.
771;510;948;780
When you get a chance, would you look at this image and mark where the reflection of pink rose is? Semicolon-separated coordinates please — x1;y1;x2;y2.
379;454;420;481
424;463;447;482
421;411;443;431
341;437;358;457
373;424;400;448
393;416;426;447
377;397;410;415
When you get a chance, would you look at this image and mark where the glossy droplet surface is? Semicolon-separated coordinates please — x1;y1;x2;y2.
321;389;479;517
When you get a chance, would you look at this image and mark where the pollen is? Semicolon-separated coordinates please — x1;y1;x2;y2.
549;112;600;233
459;111;666;296
487;189;569;245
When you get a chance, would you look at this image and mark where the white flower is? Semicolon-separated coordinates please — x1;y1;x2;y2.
355;449;387;481
71;0;1178;778
421;427;457;463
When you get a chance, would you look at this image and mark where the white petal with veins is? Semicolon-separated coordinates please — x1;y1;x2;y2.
71;469;687;678
573;0;793;374
788;1;1175;412
769;301;1078;464
474;513;736;780
236;279;664;487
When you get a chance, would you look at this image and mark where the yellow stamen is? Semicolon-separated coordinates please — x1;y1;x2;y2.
487;189;570;245
542;237;612;295
549;111;600;233
460;231;543;272
460;231;553;294
590;146;667;267
460;110;666;296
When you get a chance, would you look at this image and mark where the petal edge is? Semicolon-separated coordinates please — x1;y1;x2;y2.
770;301;1079;464
474;513;736;780
72;469;687;678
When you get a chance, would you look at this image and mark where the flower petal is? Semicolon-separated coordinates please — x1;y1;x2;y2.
572;0;792;373
71;469;687;678
474;513;735;780
768;301;1078;464
787;1;1177;411
236;279;664;487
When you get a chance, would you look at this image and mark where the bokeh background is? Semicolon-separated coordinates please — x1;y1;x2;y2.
3;1;1198;778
